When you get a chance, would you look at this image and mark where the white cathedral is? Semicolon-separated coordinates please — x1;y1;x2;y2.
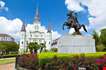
19;8;52;54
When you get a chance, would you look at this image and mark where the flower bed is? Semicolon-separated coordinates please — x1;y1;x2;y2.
15;54;38;70
16;52;106;70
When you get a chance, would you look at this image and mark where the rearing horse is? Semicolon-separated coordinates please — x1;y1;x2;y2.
63;11;87;35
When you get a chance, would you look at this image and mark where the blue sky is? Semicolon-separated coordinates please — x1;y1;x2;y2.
0;0;106;40
0;0;67;34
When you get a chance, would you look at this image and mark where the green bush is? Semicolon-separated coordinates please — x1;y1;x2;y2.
0;41;19;55
0;53;18;58
50;48;58;52
96;44;106;52
100;29;106;46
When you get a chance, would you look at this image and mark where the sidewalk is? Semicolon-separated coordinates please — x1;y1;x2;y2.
0;63;15;70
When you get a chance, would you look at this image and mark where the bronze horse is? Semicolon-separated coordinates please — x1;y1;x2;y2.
63;11;87;35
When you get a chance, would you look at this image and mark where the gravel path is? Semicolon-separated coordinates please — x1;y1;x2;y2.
0;63;16;70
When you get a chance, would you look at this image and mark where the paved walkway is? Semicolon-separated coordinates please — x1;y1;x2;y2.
0;63;16;70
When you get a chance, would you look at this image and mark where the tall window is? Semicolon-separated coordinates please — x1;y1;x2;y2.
35;25;39;31
22;41;23;44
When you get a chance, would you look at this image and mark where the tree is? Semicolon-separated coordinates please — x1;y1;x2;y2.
96;44;105;52
39;43;46;53
28;42;40;54
6;42;19;53
0;41;19;54
0;43;6;55
92;31;100;45
100;29;106;46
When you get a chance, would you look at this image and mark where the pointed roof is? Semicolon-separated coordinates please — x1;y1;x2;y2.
47;24;52;33
21;23;26;32
34;7;40;22
0;34;13;38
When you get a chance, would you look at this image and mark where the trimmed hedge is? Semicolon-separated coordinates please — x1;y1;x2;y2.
0;53;18;58
38;52;106;59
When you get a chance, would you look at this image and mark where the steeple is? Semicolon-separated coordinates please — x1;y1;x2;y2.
21;23;26;32
34;7;40;22
47;24;52;33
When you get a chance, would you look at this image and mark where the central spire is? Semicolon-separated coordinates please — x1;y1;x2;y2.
33;0;40;24
34;7;40;21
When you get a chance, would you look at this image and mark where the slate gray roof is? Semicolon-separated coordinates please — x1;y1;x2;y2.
0;34;12;37
21;23;26;32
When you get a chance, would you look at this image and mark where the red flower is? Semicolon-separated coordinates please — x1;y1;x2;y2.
103;67;106;70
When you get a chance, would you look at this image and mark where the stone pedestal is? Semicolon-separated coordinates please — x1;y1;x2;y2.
58;34;96;53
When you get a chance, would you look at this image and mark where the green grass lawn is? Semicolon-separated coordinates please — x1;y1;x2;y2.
0;57;15;65
38;52;106;59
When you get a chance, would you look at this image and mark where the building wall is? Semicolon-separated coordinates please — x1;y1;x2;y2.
19;32;27;54
45;32;52;50
19;23;52;54
0;36;14;42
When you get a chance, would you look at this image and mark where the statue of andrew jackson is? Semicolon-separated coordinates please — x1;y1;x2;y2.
63;11;87;35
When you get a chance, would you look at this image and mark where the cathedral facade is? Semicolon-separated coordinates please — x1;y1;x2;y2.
19;8;52;54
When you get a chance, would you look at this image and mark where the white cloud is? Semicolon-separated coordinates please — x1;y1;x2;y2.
69;28;74;34
0;0;5;7
65;0;83;11
0;17;23;41
88;0;106;31
65;0;106;33
0;0;8;11
52;31;61;40
0;17;22;33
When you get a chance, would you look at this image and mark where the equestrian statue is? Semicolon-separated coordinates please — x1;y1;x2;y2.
63;11;87;35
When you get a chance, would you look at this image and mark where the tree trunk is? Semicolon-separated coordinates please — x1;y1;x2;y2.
40;48;43;53
34;50;37;54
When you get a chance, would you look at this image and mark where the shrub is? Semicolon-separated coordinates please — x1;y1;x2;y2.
16;54;38;70
96;44;105;51
0;53;18;58
50;48;58;52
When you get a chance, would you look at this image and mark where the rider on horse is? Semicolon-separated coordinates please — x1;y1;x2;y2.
63;10;87;35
